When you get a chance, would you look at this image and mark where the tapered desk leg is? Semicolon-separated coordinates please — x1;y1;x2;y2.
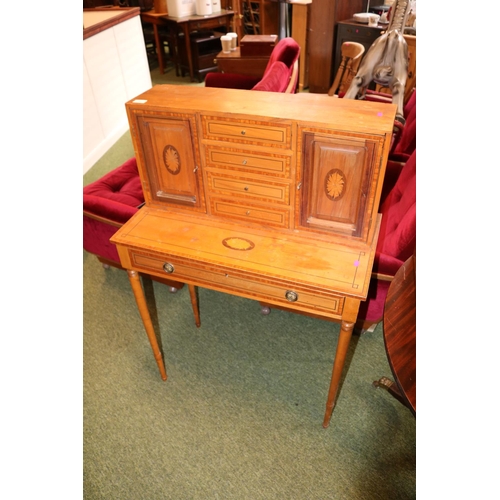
188;284;201;328
322;298;360;428
127;270;167;381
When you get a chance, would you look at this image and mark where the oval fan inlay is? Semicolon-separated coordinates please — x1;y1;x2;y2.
222;237;255;251
324;169;346;200
163;145;181;175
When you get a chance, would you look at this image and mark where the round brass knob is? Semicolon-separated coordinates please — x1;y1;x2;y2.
285;291;298;302
244;186;249;191
163;262;175;274
241;130;246;135
242;159;248;165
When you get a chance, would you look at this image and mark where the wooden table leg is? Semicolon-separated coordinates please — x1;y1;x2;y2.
127;269;167;381
182;25;194;82
152;24;165;75
322;298;360;428
188;284;201;328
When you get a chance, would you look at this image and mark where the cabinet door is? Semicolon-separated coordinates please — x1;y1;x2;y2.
134;113;206;212
297;130;382;242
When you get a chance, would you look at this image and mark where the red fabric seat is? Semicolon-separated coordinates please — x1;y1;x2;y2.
83;157;184;291
205;37;300;93
83;157;144;264
357;149;416;326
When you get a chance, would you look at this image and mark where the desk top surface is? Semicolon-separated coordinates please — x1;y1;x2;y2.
128;84;396;136
112;208;380;300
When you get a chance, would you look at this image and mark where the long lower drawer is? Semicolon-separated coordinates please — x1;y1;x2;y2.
127;248;345;319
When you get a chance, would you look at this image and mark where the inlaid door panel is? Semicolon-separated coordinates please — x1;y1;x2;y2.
298;131;379;240
134;114;206;211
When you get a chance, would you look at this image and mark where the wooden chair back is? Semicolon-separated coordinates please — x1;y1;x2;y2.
328;42;365;96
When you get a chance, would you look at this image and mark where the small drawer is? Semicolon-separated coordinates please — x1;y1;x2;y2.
202;116;292;149
205;146;291;177
128;249;344;318
209;198;290;228
206;172;290;204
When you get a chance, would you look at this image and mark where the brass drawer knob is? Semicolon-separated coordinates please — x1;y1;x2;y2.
163;262;175;274
285;290;298;302
241;130;246;135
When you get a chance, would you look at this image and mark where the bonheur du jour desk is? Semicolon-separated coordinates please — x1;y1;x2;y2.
111;85;396;427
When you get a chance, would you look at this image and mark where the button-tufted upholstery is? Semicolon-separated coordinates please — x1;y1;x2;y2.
357;149;416;326
83;157;144;263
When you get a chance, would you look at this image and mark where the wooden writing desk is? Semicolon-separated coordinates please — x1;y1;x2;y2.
111;85;396;427
141;9;235;78
160;9;235;82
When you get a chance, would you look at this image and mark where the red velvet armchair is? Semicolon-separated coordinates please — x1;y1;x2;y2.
83;157;183;292
356;149;416;330
205;37;301;93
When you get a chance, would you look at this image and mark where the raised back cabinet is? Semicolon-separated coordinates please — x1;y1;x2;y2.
125;85;394;244
116;85;396;427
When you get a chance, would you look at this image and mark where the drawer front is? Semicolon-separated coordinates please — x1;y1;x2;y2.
205;146;291;178
191;17;228;31
209;198;290;228
128;249;344;317
202;116;292;149
206;172;290;204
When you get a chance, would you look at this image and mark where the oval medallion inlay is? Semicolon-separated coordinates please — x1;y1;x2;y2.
163;145;181;175
222;237;255;251
324;169;346;200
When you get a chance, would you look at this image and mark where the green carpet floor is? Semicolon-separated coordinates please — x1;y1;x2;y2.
83;64;415;499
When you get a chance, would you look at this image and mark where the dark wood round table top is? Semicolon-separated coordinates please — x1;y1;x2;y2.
383;254;416;414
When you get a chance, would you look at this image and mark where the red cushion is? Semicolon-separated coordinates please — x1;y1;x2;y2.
83;157;144;263
393;90;416;159
265;37;300;72
83;157;143;210
252;61;291;92
358;150;416;323
373;150;416;275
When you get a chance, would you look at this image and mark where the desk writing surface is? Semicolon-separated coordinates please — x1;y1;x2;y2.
112;207;379;301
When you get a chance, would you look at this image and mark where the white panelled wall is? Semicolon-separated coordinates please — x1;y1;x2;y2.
83;13;152;174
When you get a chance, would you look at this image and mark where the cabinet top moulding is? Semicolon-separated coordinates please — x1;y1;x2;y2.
126;85;396;136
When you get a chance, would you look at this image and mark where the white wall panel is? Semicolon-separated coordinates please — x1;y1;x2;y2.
83;12;152;174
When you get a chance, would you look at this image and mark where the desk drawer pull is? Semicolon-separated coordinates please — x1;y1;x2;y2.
285;290;298;302
163;262;175;274
241;130;246;135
